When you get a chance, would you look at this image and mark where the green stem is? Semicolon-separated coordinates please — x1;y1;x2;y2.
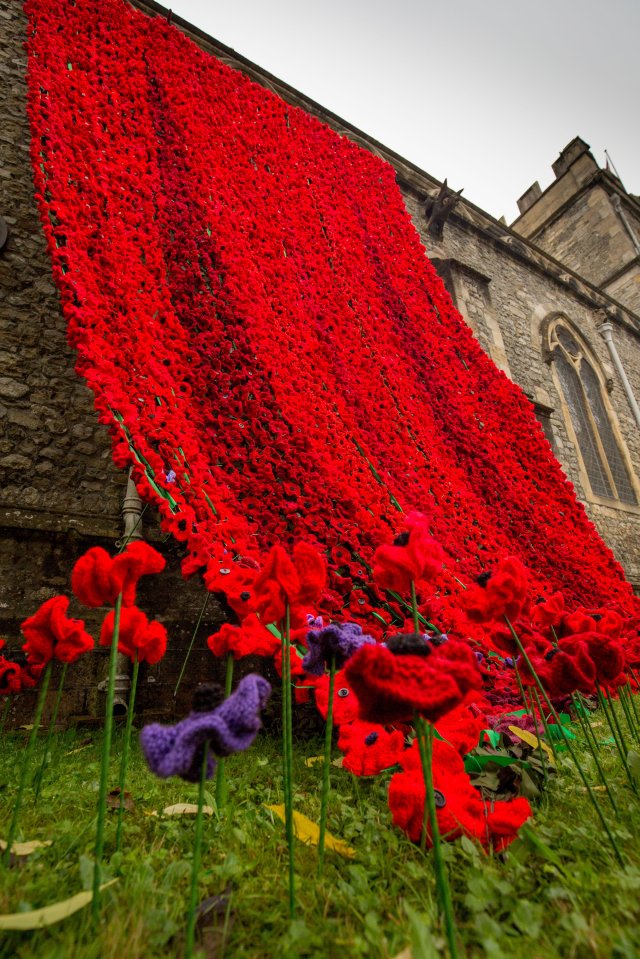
410;580;420;634
318;654;336;876
625;681;640;740
415;715;459;959
282;603;296;919
34;662;68;801
531;687;558;763
571;694;618;813
574;693;601;751
214;653;235;810
3;662;52;866
618;684;639;743
505;617;624;866
115;655;140;852
92;593;123;921
0;696;12;737
173;592;210;698
597;683;637;794
185;743;209;959
604;686;631;756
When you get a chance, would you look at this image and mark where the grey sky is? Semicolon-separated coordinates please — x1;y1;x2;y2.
168;0;639;222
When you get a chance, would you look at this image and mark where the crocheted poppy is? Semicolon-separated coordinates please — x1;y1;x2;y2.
21;596;94;665
345;640;481;724
388;738;531;849
522;635;596;697
580;632;625;684
462;557;529;624
434;704;486;756
337;720;405;776
0;656;22;695
100;606;167;665
560;607;597;637
207;615;280;660
140;674;271;781
251;543;326;624
314;669;361;725
373;513;444;593
72;541;165;608
301;621;375;676
531;591;565;630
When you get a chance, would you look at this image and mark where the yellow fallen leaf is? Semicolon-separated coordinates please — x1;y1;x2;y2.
331;757;344;768
163;803;214;816
305;756;324;767
265;805;355;858
508;726;555;762
0;839;52;857
64;744;91;757
0;880;118;930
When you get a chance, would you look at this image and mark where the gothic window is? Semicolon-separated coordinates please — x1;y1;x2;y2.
548;319;638;505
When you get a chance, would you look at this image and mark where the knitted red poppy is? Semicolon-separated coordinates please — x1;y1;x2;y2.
337;720;405;776
251;543;326;624
373;513;444;594
434;704;486;756
207;616;280;660
72;541;165;608
462;557;529;624
531;591;565;629
314;669;361;725
580;632;625;684
560;608;597;637
21;596;94;665
100;606;167;665
388;739;531;849
0;657;22;694
345;641;481;724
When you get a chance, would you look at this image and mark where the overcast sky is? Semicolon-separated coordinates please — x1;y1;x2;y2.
168;0;639;223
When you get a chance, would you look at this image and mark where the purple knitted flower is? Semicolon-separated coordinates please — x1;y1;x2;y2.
140;674;271;782
302;621;375;676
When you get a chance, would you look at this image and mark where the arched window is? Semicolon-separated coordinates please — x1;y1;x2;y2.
548;319;638;505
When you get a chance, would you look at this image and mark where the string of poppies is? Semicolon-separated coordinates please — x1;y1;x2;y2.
24;0;639;630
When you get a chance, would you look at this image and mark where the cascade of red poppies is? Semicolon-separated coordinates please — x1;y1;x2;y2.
24;0;638;624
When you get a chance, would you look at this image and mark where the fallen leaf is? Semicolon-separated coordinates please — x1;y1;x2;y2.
304;756;324;767
0;880;118;930
163;804;214;816
0;839;52;857
508;726;555;762
107;789;134;811
331;757;344;768
265;805;355;858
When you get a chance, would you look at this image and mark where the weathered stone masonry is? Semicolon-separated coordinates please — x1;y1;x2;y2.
2;0;639;725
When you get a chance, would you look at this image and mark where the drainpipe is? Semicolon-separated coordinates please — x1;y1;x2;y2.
598;319;640;429
99;470;145;718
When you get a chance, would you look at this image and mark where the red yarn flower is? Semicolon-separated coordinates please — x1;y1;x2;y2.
462;557;529;624
345;640;481;724
531;591;565;630
337;720;405;776
373;513;444;593
100;606;167;665
388;738;531;849
72;541;166;608
251;543;326;624
0;657;22;695
21;596;94;665
207;615;280;660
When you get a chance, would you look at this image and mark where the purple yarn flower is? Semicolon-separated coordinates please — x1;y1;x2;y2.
302;621;375;676
140;674;271;782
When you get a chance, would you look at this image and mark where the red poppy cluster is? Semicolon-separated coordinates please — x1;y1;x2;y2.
24;0;639;641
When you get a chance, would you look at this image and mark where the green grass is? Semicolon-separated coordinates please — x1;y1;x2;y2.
1;721;639;958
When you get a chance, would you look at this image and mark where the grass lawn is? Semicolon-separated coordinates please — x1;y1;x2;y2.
1;720;639;958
